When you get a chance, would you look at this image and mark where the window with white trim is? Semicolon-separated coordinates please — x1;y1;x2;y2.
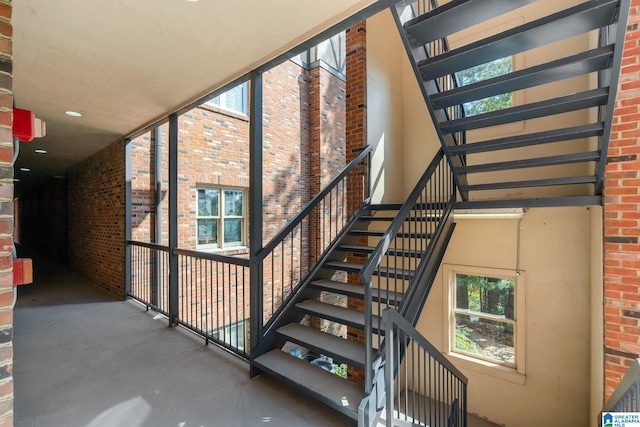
197;187;245;249
444;265;524;376
206;82;248;115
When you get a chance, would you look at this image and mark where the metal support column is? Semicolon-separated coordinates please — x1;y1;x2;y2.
168;114;179;326
124;138;132;297
154;127;164;309
249;70;263;376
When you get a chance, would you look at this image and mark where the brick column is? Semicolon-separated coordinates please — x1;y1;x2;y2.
0;1;12;425
603;1;640;399
345;21;367;384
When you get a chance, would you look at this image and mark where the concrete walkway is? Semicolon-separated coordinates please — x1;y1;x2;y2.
13;254;353;427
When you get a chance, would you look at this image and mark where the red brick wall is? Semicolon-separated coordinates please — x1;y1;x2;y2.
68;142;126;298
345;21;368;383
0;1;12;424
603;1;640;399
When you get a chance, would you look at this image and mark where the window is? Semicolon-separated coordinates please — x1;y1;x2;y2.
456;56;513;117
444;265;525;381
210;320;248;352
206;82;248;115
197;187;245;249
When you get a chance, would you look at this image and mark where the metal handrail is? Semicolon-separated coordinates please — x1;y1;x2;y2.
384;308;467;427
173;247;250;267
256;144;373;260
360;148;446;282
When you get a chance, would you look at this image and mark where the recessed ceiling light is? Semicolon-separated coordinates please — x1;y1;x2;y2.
12;179;18;182
19;167;30;172
65;111;82;117
34;149;47;154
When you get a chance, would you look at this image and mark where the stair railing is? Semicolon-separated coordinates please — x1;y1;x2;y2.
251;145;373;356
602;358;640;415
384;308;467;427
359;147;455;395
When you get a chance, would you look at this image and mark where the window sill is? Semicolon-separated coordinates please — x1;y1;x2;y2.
447;352;525;385
196;246;249;257
198;103;249;122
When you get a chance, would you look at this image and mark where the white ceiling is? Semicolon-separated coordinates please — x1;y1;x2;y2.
12;0;377;196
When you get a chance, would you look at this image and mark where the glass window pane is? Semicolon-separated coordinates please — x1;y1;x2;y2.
224;190;243;216
198;189;219;217
454;313;514;365
455;274;514;317
456;57;512;116
197;219;217;245
224;218;242;243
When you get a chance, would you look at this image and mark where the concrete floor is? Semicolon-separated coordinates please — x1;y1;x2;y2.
13;251;500;427
14;253;355;427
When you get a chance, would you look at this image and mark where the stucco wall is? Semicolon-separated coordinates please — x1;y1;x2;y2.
416;207;597;426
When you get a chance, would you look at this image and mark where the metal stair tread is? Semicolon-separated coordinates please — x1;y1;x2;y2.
462;175;598;192
440;88;609;133
349;229;433;239
337;244;424;258
430;45;615;110
456;195;602;209
447;122;604;155
417;0;621;79
322;261;414;280
403;0;535;46
310;279;404;303
277;323;367;368
253;350;364;419
295;300;384;332
455;151;601;174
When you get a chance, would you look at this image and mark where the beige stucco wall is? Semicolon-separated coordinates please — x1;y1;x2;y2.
416;207;596;426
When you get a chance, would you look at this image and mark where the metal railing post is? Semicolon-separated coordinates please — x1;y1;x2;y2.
154;126;163;309
168;113;179;326
249;69;264;373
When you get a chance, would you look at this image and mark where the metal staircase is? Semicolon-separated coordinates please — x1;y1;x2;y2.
250;1;630;426
394;0;629;208
252;148;456;423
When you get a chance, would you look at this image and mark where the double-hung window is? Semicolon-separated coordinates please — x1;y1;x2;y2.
197;187;245;249
444;265;525;381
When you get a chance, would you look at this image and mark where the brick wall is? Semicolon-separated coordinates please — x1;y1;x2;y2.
0;1;12;424
68;142;126;298
345;21;368;384
603;0;640;399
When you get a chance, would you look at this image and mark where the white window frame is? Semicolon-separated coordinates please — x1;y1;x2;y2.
205;82;248;116
443;264;525;384
196;186;246;250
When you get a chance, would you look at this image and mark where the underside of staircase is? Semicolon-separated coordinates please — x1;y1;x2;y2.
251;0;629;425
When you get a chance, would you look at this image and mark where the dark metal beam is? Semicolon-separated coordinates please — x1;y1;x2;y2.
597;0;632;194
249;70;264;375
168;113;179;327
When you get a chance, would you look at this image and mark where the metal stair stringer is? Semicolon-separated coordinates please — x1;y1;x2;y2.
392;0;631;207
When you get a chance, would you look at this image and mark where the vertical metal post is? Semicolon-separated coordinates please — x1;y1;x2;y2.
125;138;132;297
249;70;264;374
154;127;164;309
168;114;179;326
